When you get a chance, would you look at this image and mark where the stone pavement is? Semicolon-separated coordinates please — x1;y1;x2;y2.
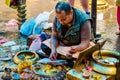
0;0;119;51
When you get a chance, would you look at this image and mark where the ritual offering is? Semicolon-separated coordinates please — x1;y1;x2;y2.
1;68;12;80
34;64;41;70
91;50;120;75
32;64;66;79
14;50;39;64
32;58;67;79
20;69;33;80
17;56;32;73
83;70;91;78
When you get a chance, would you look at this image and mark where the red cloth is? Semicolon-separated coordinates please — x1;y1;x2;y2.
117;7;120;30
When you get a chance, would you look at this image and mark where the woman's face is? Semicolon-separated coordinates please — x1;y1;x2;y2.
55;10;73;25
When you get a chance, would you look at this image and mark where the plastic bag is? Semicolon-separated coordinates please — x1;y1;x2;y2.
20;17;35;36
5;19;18;32
40;32;51;42
6;19;18;27
35;11;53;24
29;37;41;51
32;24;43;35
32;11;53;34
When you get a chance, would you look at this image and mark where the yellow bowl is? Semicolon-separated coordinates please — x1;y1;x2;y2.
14;50;39;64
91;50;120;75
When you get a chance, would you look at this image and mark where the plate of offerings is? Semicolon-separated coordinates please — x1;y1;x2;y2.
14;50;39;64
91;50;120;75
32;63;66;79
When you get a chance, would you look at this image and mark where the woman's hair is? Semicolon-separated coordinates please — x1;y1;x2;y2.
55;1;72;15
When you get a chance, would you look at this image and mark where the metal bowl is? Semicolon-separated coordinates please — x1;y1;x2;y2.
91;50;120;75
14;50;39;64
1;57;11;61
32;64;66;79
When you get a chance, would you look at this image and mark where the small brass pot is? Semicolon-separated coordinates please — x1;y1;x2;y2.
91;50;120;75
14;50;39;64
